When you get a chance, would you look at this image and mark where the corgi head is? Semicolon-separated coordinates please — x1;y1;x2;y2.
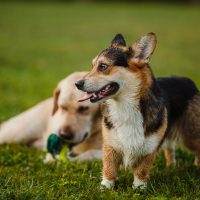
76;33;157;103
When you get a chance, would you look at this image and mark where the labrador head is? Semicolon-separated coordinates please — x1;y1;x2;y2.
50;72;100;144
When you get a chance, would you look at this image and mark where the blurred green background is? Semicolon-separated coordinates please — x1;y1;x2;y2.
0;2;200;122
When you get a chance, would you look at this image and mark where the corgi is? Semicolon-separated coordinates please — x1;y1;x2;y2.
75;33;200;189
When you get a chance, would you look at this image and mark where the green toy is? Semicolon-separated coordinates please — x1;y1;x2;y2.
47;133;69;162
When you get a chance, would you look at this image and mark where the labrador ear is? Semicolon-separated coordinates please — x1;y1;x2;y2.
131;32;157;63
52;87;61;116
111;33;126;48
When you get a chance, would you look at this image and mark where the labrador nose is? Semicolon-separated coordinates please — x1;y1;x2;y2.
59;127;74;140
75;80;85;90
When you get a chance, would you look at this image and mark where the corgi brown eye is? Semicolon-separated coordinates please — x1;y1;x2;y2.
98;63;108;71
77;106;89;114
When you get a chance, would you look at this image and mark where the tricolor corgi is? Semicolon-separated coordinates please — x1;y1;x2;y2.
75;33;200;189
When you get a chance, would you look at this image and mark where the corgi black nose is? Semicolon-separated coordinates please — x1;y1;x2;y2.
75;80;85;90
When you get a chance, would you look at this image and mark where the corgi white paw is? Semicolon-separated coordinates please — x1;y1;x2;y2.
101;179;114;189
133;177;147;189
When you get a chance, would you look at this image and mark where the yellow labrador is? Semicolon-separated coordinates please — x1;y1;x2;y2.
0;72;102;162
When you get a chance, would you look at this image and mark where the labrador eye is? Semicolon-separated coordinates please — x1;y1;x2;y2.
98;63;108;71
61;105;68;111
77;106;89;114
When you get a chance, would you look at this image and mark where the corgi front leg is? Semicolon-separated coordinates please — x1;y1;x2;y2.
133;151;157;189
101;145;122;189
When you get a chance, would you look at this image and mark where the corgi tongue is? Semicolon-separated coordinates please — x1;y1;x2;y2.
78;92;94;102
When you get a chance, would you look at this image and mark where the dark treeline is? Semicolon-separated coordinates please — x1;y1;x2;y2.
0;0;199;3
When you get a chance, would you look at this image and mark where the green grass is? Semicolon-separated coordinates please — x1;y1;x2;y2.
0;145;200;199
0;2;200;199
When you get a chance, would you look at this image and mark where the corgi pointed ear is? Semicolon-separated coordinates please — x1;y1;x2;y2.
52;86;61;116
132;32;157;63
111;33;126;48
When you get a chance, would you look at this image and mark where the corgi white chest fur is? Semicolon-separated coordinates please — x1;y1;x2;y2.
106;98;159;168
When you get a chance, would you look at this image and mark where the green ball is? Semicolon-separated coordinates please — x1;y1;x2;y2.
47;134;64;156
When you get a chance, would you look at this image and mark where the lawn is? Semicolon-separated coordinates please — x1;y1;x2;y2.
0;2;200;199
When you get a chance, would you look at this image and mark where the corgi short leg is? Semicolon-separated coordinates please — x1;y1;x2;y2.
133;152;156;189
182;137;200;166
101;145;121;189
164;147;176;166
194;151;200;166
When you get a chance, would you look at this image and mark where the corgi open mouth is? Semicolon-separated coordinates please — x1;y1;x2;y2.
78;82;119;103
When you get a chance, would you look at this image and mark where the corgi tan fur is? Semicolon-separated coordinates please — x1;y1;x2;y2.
76;33;200;189
0;72;102;162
